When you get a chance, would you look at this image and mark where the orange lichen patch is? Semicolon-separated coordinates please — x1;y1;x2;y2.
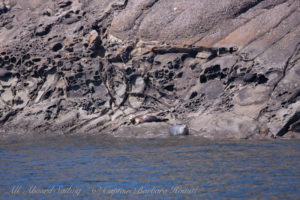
88;30;99;48
173;37;200;46
284;27;300;40
214;3;295;49
64;37;74;45
195;20;248;47
63;37;77;50
241;10;300;60
254;26;300;71
195;39;216;47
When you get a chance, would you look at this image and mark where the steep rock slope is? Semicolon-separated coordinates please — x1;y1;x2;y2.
0;0;299;139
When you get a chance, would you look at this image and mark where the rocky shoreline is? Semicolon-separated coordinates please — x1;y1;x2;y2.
0;0;299;139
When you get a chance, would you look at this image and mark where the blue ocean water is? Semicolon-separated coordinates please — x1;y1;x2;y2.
0;135;300;199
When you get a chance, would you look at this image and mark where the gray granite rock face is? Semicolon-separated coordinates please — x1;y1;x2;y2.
0;0;299;139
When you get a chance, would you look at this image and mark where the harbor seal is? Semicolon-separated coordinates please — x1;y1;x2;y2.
130;115;168;125
169;125;189;136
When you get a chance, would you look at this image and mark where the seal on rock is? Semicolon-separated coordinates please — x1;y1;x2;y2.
169;125;189;136
130;115;168;125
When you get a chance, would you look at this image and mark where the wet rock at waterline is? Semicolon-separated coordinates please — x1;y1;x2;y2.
0;0;299;139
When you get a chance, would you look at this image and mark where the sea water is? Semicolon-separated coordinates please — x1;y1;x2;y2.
0;135;300;199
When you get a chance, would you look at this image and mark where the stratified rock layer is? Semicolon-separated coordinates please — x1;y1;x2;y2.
0;0;299;139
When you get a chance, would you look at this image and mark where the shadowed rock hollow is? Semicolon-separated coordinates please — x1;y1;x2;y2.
0;0;299;139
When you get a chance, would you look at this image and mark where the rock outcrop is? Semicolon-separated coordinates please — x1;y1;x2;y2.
0;0;299;139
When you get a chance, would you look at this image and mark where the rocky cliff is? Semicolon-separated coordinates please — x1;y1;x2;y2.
0;0;299;139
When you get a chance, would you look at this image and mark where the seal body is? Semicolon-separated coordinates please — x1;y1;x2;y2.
131;115;168;125
169;125;189;136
